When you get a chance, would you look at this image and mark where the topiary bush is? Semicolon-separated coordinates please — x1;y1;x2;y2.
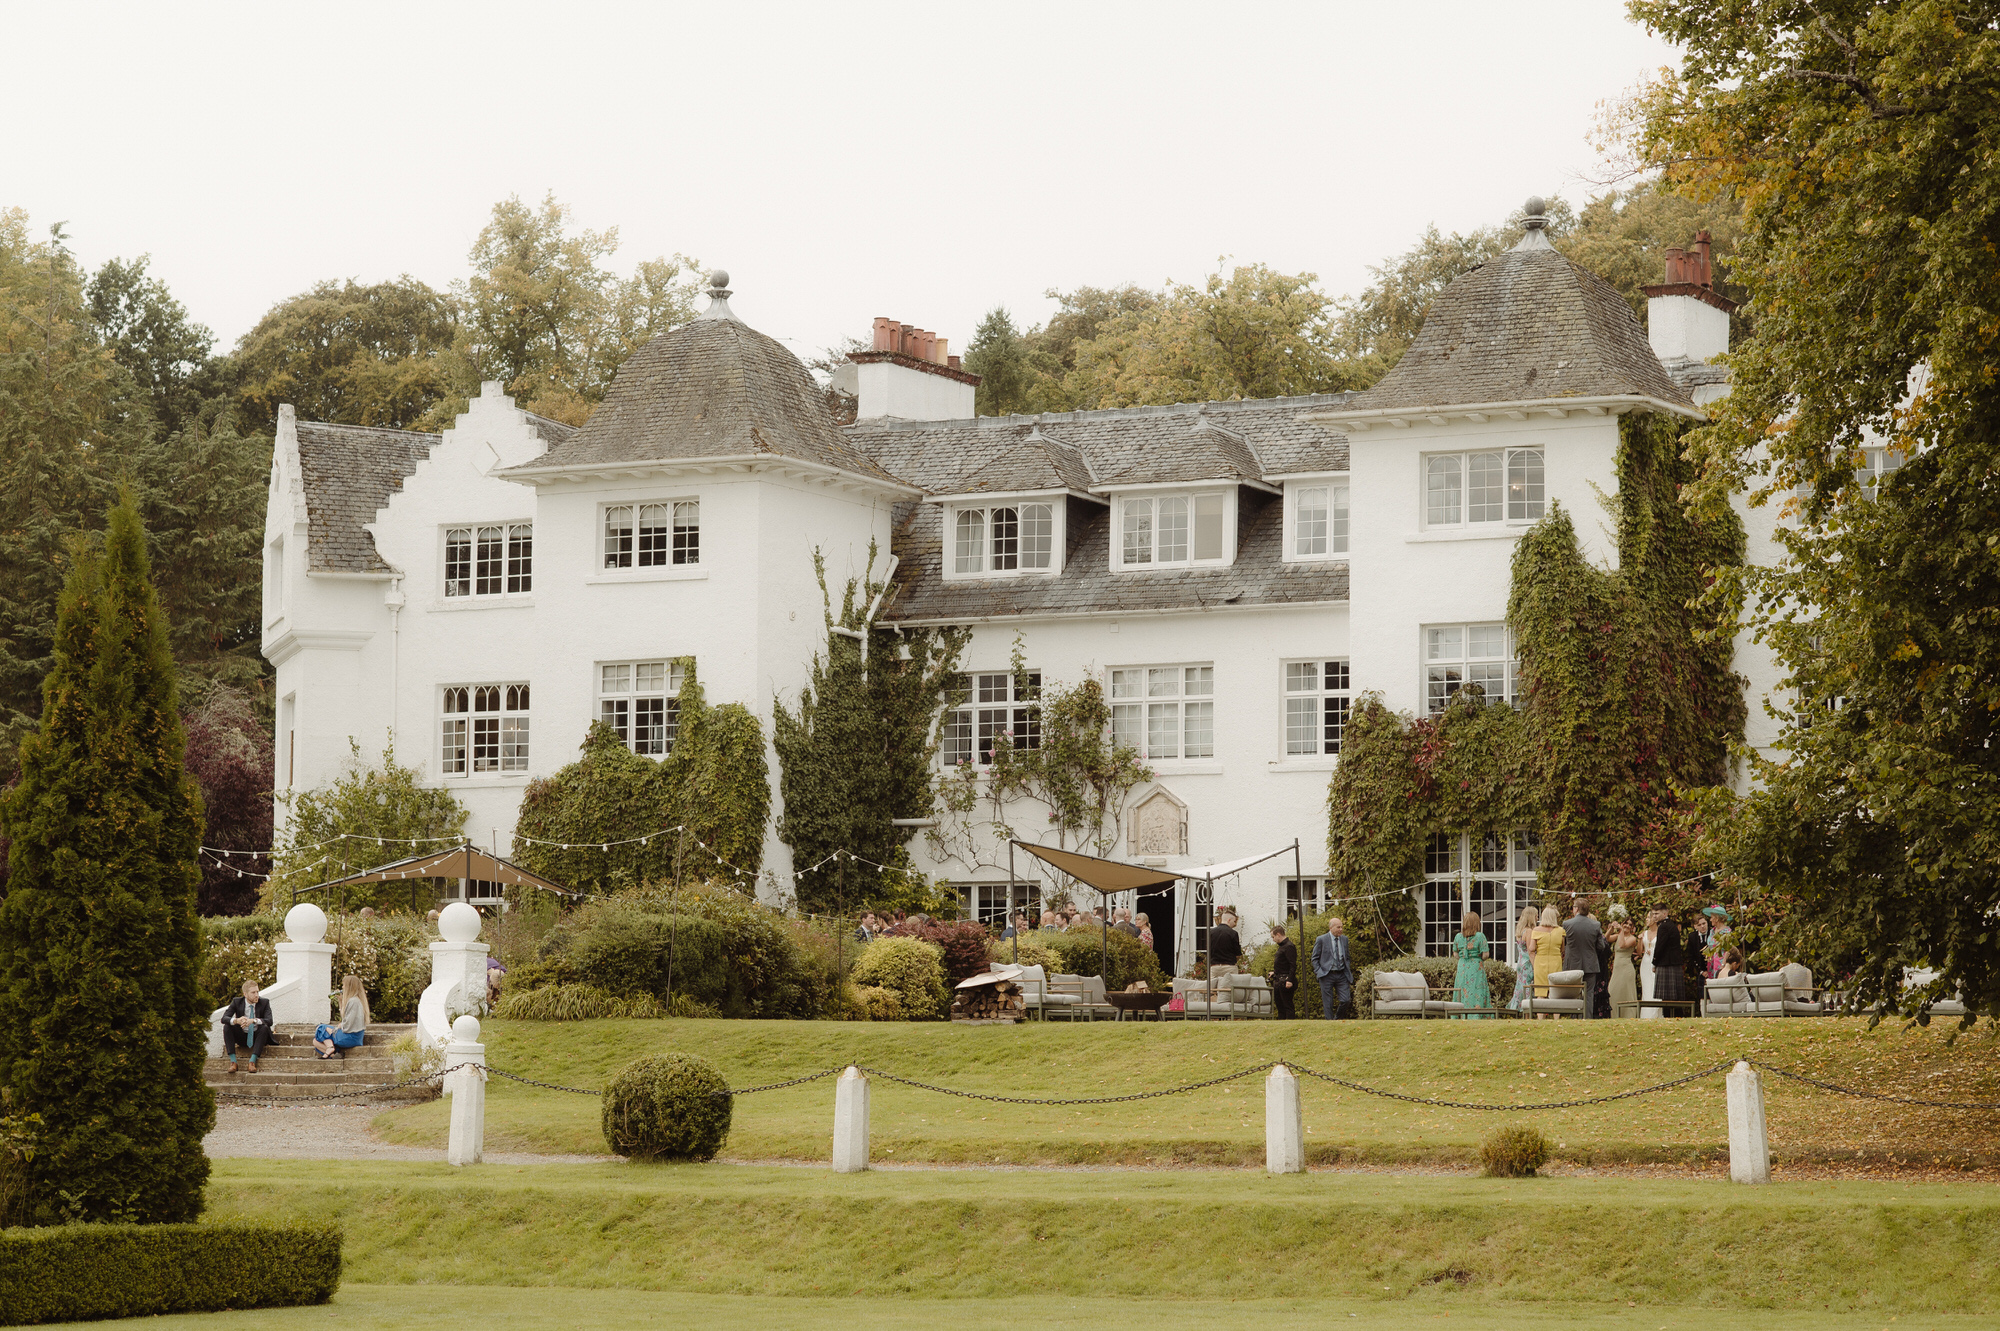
1048;926;1168;993
601;1054;732;1161
855;984;905;1021
1481;1124;1553;1177
849;936;949;1020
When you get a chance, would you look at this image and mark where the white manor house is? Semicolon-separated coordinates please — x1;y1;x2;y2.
262;204;1793;974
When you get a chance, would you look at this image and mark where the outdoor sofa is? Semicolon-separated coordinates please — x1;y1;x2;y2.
1702;962;1824;1016
1370;970;1482;1019
1515;968;1588;1018
1169;973;1273;1019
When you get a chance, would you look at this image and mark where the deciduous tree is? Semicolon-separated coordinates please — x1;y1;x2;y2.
1630;0;2000;1020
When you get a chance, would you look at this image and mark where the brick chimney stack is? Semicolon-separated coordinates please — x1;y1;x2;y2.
852;315;981;420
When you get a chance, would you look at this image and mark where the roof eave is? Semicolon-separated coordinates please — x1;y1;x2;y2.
1299;393;1701;430
884;595;1349;628
1090;476;1282;496
927;487;1104;506
497;452;923;499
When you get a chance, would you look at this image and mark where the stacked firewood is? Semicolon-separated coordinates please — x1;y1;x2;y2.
951;978;1026;1023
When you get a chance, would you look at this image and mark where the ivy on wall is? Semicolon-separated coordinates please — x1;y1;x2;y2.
774;549;968;917
512;665;770;895
1327;411;1745;912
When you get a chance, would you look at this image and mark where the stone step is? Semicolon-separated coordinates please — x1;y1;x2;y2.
207;1067;405;1086
208;1079;435;1103
205;1056;394;1076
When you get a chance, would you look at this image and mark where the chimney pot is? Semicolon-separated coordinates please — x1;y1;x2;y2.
1692;231;1714;287
948;354;961;371
872;317;896;352
934;336;949;365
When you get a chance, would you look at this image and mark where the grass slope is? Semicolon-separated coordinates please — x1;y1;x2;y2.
204;1161;2000;1317
376;1017;2000;1165
57;1285;2000;1331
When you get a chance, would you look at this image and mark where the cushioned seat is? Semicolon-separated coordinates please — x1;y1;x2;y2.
1520;968;1585;1017
1704;975;1750;1016
1744;971;1787;1016
1779;962;1824;1015
1371;971;1429;1019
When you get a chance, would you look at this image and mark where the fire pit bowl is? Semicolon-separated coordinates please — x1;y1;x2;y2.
1105;991;1173;1021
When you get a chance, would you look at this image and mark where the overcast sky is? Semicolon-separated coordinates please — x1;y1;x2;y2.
4;1;1675;365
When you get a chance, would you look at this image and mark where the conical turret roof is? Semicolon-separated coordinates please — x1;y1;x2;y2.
1351;231;1695;414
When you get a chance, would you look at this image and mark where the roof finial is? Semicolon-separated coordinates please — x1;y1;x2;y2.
697;268;739;322
1512;196;1554;251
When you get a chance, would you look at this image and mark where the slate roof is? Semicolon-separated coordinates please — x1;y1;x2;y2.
1350;238;1697;413
1661;357;1730;393
504;316;906;487
880;489;1348;623
848;394;1354;623
526;413;578;447
294;422;441;573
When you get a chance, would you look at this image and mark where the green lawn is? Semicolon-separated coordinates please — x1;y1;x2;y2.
50;1285;2000;1331
374;1016;2000;1165
201;1160;2000;1317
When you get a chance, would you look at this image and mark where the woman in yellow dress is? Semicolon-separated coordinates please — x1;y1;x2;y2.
1532;904;1565;1003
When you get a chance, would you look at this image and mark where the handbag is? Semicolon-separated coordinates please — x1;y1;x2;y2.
1166;993;1185;1012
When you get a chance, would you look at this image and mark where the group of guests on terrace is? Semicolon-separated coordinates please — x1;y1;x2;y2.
1500;899;1738;1018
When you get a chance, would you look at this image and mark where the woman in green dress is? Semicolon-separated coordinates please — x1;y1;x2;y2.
1452;911;1491;1017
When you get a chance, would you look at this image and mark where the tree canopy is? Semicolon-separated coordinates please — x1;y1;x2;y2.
1629;0;2000;1021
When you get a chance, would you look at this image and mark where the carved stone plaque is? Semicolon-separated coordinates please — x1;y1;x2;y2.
1128;787;1188;859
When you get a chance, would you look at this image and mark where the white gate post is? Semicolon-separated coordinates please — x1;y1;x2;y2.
1265;1064;1304;1175
1727;1060;1770;1184
446;1015;487;1167
831;1066;870;1173
271;904;336;1026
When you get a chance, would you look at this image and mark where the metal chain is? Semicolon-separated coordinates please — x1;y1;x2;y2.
1747;1059;2000;1110
852;1061;1281;1105
482;1066;606;1096
716;1067;845;1097
1288;1057;1739;1111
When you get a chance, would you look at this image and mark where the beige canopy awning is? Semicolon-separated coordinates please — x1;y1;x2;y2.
300;843;580;899
1012;843;1180;895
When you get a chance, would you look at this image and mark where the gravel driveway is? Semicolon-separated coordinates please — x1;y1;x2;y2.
204;1104;613;1165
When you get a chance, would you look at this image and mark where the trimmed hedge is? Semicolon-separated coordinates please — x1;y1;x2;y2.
850;936;949;1020
602;1054;732;1161
1047;927;1167;994
0;1221;340;1324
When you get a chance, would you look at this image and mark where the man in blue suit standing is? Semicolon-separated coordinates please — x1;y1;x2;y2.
1311;918;1356;1020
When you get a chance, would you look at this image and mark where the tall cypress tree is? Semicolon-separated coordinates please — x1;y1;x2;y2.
0;491;212;1223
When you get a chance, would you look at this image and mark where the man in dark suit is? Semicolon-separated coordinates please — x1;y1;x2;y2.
1311;918;1356;1019
1207;909;1242;978
1562;902;1605;1019
222;980;274;1073
1269;926;1298;1019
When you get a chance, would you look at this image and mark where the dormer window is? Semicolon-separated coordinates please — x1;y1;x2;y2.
1424;449;1544;527
947;501;1058;577
1117;491;1227;569
1291;483;1348;559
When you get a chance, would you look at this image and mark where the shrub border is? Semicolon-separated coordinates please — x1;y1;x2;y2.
0;1221;340;1325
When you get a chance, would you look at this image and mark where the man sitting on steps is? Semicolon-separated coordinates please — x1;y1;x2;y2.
222;979;273;1074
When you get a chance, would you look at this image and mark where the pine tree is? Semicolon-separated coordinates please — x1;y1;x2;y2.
0;491;212;1223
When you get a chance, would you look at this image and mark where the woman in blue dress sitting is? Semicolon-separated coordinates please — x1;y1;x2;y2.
314;974;370;1058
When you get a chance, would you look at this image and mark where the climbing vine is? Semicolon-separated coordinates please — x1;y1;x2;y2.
1327;411;1745;913
774;546;968;917
512;664;771;895
926;640;1154;881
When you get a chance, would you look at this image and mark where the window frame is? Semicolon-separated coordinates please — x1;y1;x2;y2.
944;498;1061;580
1285;479;1350;562
599;498;701;575
1421;830;1540;963
439;681;531;778
1423;622;1518;715
1110;489;1232;572
1421;447;1546;529
442;522;533;600
597;659;688;757
1109;663;1216;762
1281;658;1353;758
940;669;1043;768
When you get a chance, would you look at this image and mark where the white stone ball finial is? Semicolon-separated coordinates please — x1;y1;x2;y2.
284;902;328;944
438;900;483;943
1523;196;1548;229
451;1014;482;1045
708;268;730;289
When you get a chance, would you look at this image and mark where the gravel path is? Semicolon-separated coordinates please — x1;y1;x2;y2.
203;1104;614;1165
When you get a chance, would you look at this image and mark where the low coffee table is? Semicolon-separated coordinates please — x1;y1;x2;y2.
1105;991;1173;1022
1616;999;1699;1017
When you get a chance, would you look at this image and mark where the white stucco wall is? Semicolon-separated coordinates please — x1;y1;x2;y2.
856;361;975;422
1345;411;1623;718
